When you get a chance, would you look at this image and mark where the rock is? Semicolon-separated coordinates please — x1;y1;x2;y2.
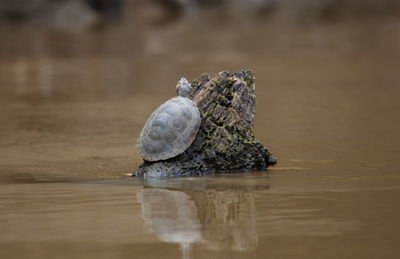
135;70;276;177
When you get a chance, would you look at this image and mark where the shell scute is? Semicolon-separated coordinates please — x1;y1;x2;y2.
137;96;201;161
148;127;162;140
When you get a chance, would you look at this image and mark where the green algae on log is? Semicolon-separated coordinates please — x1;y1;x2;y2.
135;70;276;177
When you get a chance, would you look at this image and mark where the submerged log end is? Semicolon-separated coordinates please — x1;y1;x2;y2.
135;70;276;177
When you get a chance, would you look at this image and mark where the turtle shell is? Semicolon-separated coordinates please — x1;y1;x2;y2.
137;96;201;161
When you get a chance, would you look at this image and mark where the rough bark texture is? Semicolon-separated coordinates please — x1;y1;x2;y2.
135;70;276;177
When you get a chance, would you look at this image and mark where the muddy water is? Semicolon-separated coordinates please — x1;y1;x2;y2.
1;16;400;258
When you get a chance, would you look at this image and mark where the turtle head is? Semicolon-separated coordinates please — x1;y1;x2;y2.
176;78;191;98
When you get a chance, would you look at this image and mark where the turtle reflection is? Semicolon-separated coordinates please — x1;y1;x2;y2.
138;188;201;259
137;176;268;258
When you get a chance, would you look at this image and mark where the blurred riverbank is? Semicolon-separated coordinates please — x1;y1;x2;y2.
1;0;400;28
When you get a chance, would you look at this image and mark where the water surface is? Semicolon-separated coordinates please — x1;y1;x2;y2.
1;16;400;258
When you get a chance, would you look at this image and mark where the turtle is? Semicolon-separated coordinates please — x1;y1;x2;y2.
137;78;201;161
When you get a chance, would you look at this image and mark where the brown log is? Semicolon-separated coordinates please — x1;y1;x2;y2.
135;70;276;177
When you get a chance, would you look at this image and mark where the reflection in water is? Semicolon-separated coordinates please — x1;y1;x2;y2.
138;177;264;258
138;188;201;259
192;190;258;253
